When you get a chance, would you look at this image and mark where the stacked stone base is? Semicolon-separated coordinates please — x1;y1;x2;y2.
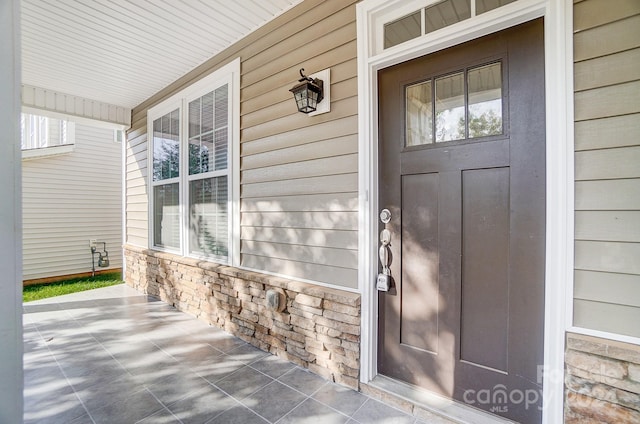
124;245;361;389
565;333;640;423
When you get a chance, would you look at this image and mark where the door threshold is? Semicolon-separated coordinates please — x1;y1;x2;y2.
364;375;517;424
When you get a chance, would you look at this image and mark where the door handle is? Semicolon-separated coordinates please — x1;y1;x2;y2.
377;209;392;291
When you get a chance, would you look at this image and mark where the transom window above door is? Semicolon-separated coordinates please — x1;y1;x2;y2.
384;0;518;49
406;61;503;146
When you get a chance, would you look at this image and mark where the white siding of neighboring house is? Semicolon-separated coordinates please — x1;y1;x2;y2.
22;122;122;281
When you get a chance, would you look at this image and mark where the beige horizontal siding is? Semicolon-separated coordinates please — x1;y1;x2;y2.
241;193;358;212
574;299;640;338
574;114;640;151
242;115;357;156
575;179;640;210
242;154;357;184
241;227;357;250
575;270;640;308
241;95;358;143
242;240;357;270
242;174;358;198
575;211;640;242
574;14;640;62
572;0;640;335
574;0;640;33
126;0;359;288
124;127;148;247
241;211;358;231
574;146;640;180
574;80;640;121
242;134;357;170
23;123;122;280
574;48;640;92
575;241;640;275
241;254;358;289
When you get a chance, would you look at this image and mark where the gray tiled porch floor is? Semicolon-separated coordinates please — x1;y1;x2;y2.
23;284;438;424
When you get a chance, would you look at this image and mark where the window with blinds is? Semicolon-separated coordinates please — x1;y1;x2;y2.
187;85;229;258
148;71;233;263
151;108;181;250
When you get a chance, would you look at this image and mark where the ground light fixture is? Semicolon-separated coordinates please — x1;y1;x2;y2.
289;68;324;114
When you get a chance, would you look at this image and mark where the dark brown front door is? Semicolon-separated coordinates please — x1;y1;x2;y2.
378;19;545;423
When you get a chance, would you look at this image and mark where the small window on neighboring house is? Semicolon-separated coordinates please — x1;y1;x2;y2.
21;113;75;158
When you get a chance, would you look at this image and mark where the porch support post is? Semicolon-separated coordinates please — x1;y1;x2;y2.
0;0;24;422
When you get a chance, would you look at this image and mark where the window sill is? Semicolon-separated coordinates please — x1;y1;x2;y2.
22;144;74;160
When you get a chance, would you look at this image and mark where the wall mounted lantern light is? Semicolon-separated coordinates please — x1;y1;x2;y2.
290;68;329;115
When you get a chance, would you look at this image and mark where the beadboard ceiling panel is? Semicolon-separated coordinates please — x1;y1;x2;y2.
21;0;303;112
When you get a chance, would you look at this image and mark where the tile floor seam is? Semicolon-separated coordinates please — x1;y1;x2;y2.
237;379;310;423
174;353;318;423
300;381;362;420
228;343;270;364
212;375;279;405
216;363;275;389
185;372;280;424
274;396;353;424
203;385;249;417
273;367;331;398
272;402;302;424
201;402;240;424
348;397;371;424
202;400;273;424
50;325;166;422
312;395;362;420
28;318;98;424
142;390;186;424
141;325;227;360
354;397;424;424
68;326;152;399
33;295;187;423
81;332;133;374
186;351;246;385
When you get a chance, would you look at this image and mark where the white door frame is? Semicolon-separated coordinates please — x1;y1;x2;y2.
356;1;574;423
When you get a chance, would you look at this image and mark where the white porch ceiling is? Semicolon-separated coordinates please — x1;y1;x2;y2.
21;0;303;113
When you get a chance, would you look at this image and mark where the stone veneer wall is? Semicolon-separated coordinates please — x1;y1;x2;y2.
124;245;361;389
565;333;640;423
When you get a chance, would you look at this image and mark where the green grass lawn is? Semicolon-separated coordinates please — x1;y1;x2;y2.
23;272;124;303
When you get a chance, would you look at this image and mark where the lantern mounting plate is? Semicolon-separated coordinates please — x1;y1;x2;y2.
307;68;330;116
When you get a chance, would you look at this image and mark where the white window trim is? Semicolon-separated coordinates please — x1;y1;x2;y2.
22;143;74;160
147;58;240;267
356;1;573;423
567;326;640;347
